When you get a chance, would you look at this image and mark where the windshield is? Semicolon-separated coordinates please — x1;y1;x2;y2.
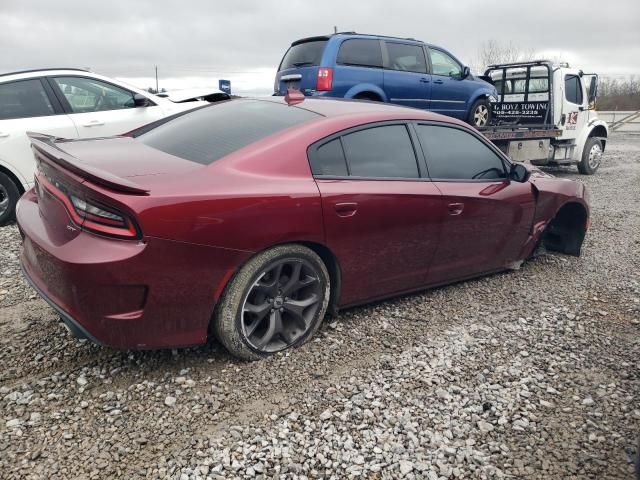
279;40;327;71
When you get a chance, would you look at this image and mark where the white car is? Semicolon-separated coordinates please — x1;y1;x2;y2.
0;68;229;224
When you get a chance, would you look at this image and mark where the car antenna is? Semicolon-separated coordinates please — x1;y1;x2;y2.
285;88;305;106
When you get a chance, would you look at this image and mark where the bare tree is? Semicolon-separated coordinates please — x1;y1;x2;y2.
473;39;535;73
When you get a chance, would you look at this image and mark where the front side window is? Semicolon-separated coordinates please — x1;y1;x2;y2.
0;79;55;120
337;39;383;68
564;75;584;105
385;42;427;74
417;125;506;180
53;77;136;113
429;49;462;77
341;125;419;178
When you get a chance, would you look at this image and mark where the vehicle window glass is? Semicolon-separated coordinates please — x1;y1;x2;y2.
429;49;462;77
341;125;419;178
310;139;348;176
565;75;583;105
385;42;427;74
417;125;506;180
337;39;383;68
53;77;136;113
138;100;320;165
0;79;55;120
279;40;327;70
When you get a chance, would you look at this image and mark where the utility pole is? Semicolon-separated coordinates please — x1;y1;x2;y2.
334;25;338;34
155;65;159;93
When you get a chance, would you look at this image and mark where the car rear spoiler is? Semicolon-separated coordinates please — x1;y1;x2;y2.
27;132;150;195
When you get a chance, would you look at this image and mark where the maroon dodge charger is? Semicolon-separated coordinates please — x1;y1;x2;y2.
17;94;589;359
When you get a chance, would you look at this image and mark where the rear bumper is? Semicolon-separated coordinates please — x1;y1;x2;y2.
17;189;251;349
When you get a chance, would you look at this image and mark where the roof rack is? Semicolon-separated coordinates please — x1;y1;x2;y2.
333;31;422;42
0;67;90;78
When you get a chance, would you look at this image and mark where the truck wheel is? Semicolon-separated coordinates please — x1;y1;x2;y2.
0;172;20;226
468;99;491;127
214;244;330;360
578;137;603;175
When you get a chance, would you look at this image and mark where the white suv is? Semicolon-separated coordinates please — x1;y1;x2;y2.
0;68;229;224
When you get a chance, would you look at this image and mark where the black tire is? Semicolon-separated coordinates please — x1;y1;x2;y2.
0;172;20;226
214;244;330;360
578;137;603;175
468;98;492;127
353;92;382;102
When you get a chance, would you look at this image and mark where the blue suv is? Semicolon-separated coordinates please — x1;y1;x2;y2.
274;33;498;127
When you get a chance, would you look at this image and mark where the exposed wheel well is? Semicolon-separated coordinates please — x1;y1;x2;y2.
353;91;382;102
0;165;25;195
589;125;607;151
541;202;588;256
299;241;341;316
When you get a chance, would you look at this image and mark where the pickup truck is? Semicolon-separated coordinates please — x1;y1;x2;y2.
479;60;608;174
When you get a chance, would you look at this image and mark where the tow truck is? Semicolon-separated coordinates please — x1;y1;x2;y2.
479;60;608;174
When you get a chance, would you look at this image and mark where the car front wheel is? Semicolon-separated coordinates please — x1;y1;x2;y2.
0;172;20;226
468;98;492;128
214;244;330;360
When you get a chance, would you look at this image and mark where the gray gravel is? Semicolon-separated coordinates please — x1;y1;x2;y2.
1;133;639;479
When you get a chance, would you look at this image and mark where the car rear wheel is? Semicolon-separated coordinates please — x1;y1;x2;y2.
214;244;330;360
578;137;602;175
468;98;491;127
0;172;20;226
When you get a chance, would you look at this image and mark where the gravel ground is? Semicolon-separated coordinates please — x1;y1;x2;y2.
1;133;639;479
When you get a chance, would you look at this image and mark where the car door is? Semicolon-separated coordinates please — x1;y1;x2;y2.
382;41;431;109
414;123;536;283
560;73;587;141
427;48;471;119
48;76;166;138
309;123;444;306
0;78;78;188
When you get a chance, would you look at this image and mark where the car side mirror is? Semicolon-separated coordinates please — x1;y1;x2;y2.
133;93;151;107
588;76;598;104
462;66;471;79
510;163;529;182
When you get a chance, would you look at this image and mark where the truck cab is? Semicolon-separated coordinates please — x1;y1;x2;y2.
481;60;608;174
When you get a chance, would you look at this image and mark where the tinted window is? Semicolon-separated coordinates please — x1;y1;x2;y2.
341;125;419;178
0;79;55;120
565;75;583;105
279;40;327;70
337;39;383;68
53;77;135;113
310;139;348;176
417;125;506;180
386;42;427;74
138;100;320;165
429;49;462;77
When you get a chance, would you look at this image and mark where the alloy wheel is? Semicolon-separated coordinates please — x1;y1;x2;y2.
241;259;322;353
588;143;602;170
0;183;8;217
474;105;489;127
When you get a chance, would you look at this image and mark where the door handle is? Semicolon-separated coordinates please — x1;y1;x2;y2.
448;202;464;216
420;78;430;83
434;79;444;85
333;202;358;217
0;132;9;138
81;120;105;127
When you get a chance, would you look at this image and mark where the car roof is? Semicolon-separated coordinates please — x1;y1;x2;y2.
0;68;91;82
258;96;465;126
291;32;440;49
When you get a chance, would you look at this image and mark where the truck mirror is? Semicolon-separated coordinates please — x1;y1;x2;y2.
588;76;598;104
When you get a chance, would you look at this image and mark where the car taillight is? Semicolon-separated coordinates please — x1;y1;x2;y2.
316;68;333;91
38;173;140;240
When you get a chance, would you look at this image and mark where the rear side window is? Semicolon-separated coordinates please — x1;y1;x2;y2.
565;75;583;105
385;42;427;74
138;100;320;165
279;40;327;71
310;139;348;176
0;79;55;120
337;39;383;68
341;125;419;178
416;125;506;180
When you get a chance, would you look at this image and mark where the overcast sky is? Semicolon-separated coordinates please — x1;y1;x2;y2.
1;0;638;95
